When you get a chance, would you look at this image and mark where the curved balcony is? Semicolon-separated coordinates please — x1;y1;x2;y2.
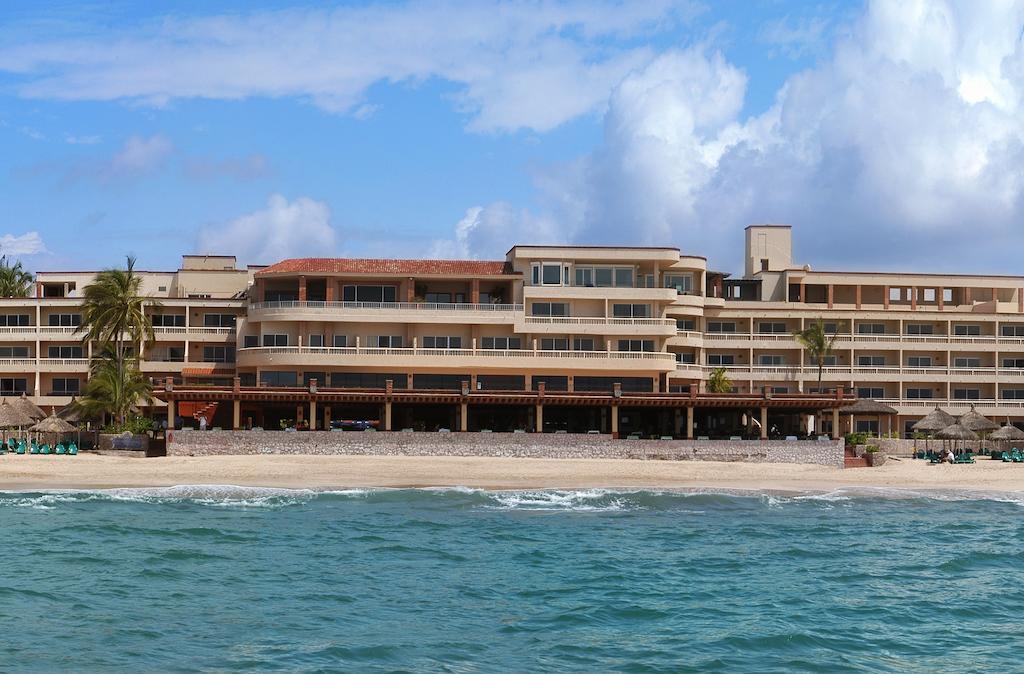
701;332;1021;350
237;346;677;373
670;364;1024;383
524;286;679;302
515;316;677;336
248;301;522;325
151;326;236;342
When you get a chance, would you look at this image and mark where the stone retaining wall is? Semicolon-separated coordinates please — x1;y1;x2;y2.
168;430;844;467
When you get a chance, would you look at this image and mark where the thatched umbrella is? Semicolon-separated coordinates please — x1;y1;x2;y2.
30;412;77;448
989;424;1024;453
958;404;999;433
936;421;979;454
912;407;956;453
839;399;898;437
57;397;85;423
0;400;35;442
12;393;45;421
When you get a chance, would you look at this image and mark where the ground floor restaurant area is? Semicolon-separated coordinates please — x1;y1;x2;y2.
157;379;853;440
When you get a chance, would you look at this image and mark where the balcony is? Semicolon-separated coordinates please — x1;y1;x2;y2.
152;326;236;341
525;286;679;302
248;301;522;325
237;346;677;372
701;332;1020;349
671;364;1024;382
515;316;677;336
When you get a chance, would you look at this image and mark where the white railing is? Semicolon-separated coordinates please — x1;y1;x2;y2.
239;346;676;362
879;398;1024;409
250;300;523;312
674;330;703;340
523;316;676;327
676;364;1024;377
701;332;1023;346
152;327;235;335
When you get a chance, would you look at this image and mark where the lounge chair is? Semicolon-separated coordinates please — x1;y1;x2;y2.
1003;452;1013;463
1012;449;1024;463
67;442;78;456
955;453;975;464
55;443;66;455
29;443;39;455
15;442;25;455
39;444;51;455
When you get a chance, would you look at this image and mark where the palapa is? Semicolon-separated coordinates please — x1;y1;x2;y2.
839;399;898;416
12;393;45;421
0;399;36;428
935;422;979;441
29;413;77;434
912;407;956;433
989;424;1024;441
957;404;999;433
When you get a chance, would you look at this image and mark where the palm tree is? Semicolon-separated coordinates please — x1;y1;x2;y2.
0;256;33;297
706;367;733;393
78;256;158;424
795;318;843;393
76;352;153;426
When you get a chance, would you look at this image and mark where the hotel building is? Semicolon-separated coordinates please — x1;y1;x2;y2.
8;225;1024;437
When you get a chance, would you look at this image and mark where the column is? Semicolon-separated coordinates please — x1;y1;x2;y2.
309;399;317;430
1018;288;1023;313
965;287;972;304
911;287;918;311
686;406;694;439
460;402;468;432
798;282;805;303
831;407;840;440
760;406;768;440
883;285;890;309
827;284;834;309
855;285;862;310
610;405;619;437
326;281;336;303
535;403;543;433
167;399;175;430
298;276;307;302
384;402;392;431
470;278;480;304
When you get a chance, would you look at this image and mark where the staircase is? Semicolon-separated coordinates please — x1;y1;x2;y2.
179;401;219;424
844;446;868;468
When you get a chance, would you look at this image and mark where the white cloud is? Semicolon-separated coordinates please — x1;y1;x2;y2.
0;232;47;256
197;194;336;264
430;203;562;258
0;1;698;133
57;133;173;185
64;134;101;145
441;0;1024;272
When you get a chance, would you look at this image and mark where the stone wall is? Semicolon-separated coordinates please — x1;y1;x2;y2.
168;430;844;467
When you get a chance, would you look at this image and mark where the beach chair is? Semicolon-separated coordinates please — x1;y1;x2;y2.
39;444;51;455
55;443;66;455
1003;452;1013;463
29;442;39;455
955;453;975;464
67;442;78;456
1012;449;1023;463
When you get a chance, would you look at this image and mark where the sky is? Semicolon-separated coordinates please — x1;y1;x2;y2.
1;0;1024;276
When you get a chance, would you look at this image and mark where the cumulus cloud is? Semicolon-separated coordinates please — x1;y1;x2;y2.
440;0;1024;273
0;1;697;133
57;133;173;185
0;232;47;256
197;194;337;264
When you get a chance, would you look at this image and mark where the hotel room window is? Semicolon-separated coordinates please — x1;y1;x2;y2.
262;334;288;347
857;323;885;334
617;339;654;352
953;388;981;400
905;388;934;399
676;352;696;364
954;325;980;336
923;288;936;302
540;263;562;285
612;303;650;318
373;336;403;348
52;378;80;395
758;355;784;365
1002;357;1024;369
260;371;297;387
905;324;934;335
202;346;235;363
707;321;736;333
48;346;83;359
858;387;885;399
332;335;348;348
820;355;838;366
953;357;980;368
342;285;397;302
167;347;185;362
242;335;259;348
0;314;30;327
664;274;693;294
482;336;521;350
858;355;885;366
574;268;593;287
0;347;29;358
48;313;81;327
0;378;28;395
614;268;634;288
308;334;324;347
888;287;903;302
152;314;186;328
907;356;932;367
757;322;787;333
1002;389;1024;399
203;314;237;328
706;354;735;366
540;338;569;351
676;319;696;332
422;336;462;349
943;288;954;303
572;338;595;351
1001;325;1024;337
531;302;568;317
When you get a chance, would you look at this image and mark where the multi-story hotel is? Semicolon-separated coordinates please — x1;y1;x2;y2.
8;225;1024;437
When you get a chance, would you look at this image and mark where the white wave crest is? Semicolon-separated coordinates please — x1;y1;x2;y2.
485;489;630;512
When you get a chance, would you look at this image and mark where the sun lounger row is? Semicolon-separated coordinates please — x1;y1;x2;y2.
0;439;78;455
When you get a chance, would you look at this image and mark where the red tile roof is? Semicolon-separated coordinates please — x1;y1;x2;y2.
256;258;516;277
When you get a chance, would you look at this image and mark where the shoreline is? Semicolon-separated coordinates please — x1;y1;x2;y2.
2;454;1024;493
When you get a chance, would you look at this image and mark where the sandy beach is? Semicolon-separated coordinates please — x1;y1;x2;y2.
0;453;1023;493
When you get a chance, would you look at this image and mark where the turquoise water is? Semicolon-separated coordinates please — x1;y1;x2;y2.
2;487;1023;673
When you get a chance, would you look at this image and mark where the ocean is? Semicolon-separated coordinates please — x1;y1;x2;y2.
1;486;1021;673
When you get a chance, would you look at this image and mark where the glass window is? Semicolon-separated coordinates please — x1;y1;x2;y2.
707;322;736;333
953;389;981;400
954;325;981;336
52;378;80;394
47;346;83;359
262;334;288;347
481;336;521;350
0;378;28;395
758;322;787;333
373;336;403;348
425;292;452;304
342;285;397;302
617;339;654;352
202;346;235;363
905;324;934;335
612;304;650;318
1001;325;1024;337
242;335;259;349
48;314;82;327
758;355;784;365
1002;390;1024;400
333;335;348;348
308;334;324;347
907;356;932;367
0;347;29;358
954;357;980;368
152;314;186;328
821;355;838;366
541;264;562;285
906;388;934;399
707;354;735;365
203;314;237;328
260;371;298;387
1003;358;1024;369
422;336;462;349
574;268;593;287
857;323;886;334
531;302;568;317
531;265;540;285
573;338;595;351
858;356;885;366
540;338;568;350
663;274;693;293
676;319;695;332
676;352;696;364
614;268;634;288
858;387;885;398
595;268;614;287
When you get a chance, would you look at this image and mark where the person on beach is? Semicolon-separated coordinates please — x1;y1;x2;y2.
199;415;208;431
946;448;955;464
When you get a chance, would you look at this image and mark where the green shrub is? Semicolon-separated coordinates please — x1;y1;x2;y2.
845;432;869;446
865;444;880;453
103;415;153;434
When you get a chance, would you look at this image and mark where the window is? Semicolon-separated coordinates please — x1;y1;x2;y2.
574;267;594;287
857;323;886;334
1003;358;1024;369
821;355;838;366
260;371;297;387
676;319;695;332
637;273;655;288
707;354;735;366
676;352;696;364
595;268;613;287
424;292;465;304
203;346;235;363
758;355;784;365
758;322;788;334
954;325;981;336
262;334;288;347
203;314;237;328
47;346;83;359
51;378;80;395
906;388;934;399
158;286;167;292
0;378;28;395
614;268;634;288
481;336;522;350
372;336;404;348
476;375;526;391
1001;325;1024;337
618;339;655;352
422;336;462;349
413;374;471;390
707;322;737;333
770;386;789;394
0;346;29;358
573;338;595;351
165;347;185;362
541;263;562;285
1002;389;1024;400
574;376;653;392
858;356;885;366
663;274;693;294
531;302;568;317
612;303;650;318
923;288;936;302
905;324;934;335
823;323;840;334
532;376;568;391
151;314;186;328
308;334;324;348
855;420;880;434
907;356;932;367
342;285;398;303
954;357;980;368
943;288;953;303
0;314;30;327
242;335;259;348
301;372;327;387
953;388;981;400
540;338;569;351
532;266;540;285
858;387;885;398
573;266;635;288
333;335;348;348
889;287;902;301
47;314;81;327
330;372;406;389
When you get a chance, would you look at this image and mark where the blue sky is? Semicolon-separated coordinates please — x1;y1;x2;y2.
2;1;1023;275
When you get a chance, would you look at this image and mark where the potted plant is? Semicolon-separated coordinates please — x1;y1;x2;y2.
865;444;885;466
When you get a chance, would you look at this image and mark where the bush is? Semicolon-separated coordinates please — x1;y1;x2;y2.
865;444;880;453
845;432;869;446
103;415;153;434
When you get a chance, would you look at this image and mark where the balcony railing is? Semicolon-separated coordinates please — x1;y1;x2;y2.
152;327;236;335
239;346;676;362
673;364;1024;377
701;332;1024;345
523;316;677;327
250;301;523;312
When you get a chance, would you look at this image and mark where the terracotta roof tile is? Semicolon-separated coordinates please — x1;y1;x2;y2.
256;258;516;277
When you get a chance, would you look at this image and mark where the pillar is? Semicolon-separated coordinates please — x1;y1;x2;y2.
309;399;317;430
232;400;240;430
535;404;543;433
460;402;468;432
911;286;918;310
855;285;862;310
326;281;336;303
760;406;768;440
384;402;392;431
884;285;890;309
296;405;303;425
1018;288;1023;313
686;406;694;439
827;284;834;309
611;405;619;437
167;399;175;430
832;407;840;440
798;282;805;303
406;279;415;303
965;287;972;304
938;287;945;311
298;276;307;302
471;278;480;304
